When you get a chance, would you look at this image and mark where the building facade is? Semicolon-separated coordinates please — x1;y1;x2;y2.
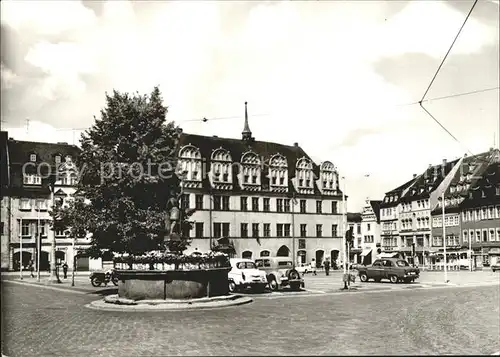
379;177;417;259
178;104;345;266
347;212;362;263
359;200;381;265
4;137;100;271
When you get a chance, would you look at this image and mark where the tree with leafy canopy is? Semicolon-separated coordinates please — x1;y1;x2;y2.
51;87;195;258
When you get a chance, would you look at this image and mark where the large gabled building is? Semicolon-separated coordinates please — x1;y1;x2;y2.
178;103;346;266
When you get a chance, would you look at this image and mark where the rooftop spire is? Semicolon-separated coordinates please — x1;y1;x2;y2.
242;101;252;141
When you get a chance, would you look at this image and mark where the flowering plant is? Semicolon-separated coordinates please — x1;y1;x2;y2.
113;250;230;267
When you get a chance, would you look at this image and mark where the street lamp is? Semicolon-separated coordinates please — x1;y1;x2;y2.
341;176;348;289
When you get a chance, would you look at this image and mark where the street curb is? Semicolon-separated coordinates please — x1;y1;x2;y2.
86;294;253;312
2;279;89;295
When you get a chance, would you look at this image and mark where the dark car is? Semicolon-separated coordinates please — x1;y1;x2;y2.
357;258;420;284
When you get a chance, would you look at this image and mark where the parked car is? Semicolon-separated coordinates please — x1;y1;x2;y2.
357;258;420;284
228;258;268;293
254;256;304;291
491;263;500;272
296;264;309;275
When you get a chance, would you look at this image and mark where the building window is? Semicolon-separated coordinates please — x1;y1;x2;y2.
463;230;468;242
19;199;31;210
35;199;47;211
367;223;371;231
241;197;248;211
252;175;257;184
195;223;204;238
300;200;306;213
263;198;270;212
21;221;30;237
279;177;285;185
213;196;222;210
284;224;291;237
252;223;259;238
263;223;270;237
332;224;338;237
30;154;36;162
276;199;283;212
252;197;259;212
316;224;322;237
181;194;189;209
298;239;306;250
213;223;222;238
331;201;338;214
483;230;488;242
488;206;494;219
194;195;203;210
357;225;361;234
241;223;248;238
222;196;230;211
23;174;41;185
489;229;495;241
277;224;284;237
475;230;481;243
55;228;65;237
244;175;249;183
284;199;291;213
271;177;277;185
221;223;230;238
299;179;304;186
300;224;307;237
316;200;322;214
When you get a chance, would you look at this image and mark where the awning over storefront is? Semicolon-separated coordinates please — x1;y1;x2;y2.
360;249;372;257
377;252;399;259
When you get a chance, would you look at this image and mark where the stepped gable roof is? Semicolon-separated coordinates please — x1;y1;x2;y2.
401;158;460;202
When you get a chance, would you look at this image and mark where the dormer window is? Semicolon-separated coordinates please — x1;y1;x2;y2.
272;177;277;185
179;144;204;186
30;154;37;162
244;175;249;183
240;150;262;189
299;179;304;186
279;177;285;185
252;175;257;184
306;179;310;187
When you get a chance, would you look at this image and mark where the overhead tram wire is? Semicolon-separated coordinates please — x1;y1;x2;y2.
417;0;495;164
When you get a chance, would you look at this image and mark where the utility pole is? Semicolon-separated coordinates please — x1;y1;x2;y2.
19;218;23;280
441;191;448;283
342;176;348;290
37;200;40;282
291;193;297;269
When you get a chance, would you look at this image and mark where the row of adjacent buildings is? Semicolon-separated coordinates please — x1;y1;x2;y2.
351;149;500;269
0;104;347;271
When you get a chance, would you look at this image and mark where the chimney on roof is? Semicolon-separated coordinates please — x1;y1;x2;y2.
242;101;253;142
213;135;218;138
443;158;447;166
294;142;299;147
413;174;417;178
464;153;467;158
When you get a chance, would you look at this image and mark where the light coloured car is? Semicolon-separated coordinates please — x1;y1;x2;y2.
296;264;309;275
254;256;304;291
228;258;268;293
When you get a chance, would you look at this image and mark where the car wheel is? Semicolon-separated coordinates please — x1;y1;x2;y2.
359;273;368;282
228;281;237;293
91;277;102;287
290;282;301;291
268;278;279;291
112;277;119;286
389;275;399;284
288;269;300;280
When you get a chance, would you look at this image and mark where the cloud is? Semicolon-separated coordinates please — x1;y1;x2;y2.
1;62;18;89
2;120;84;145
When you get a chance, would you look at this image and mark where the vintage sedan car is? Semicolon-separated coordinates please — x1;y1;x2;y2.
491;263;500;272
357;258;420;283
295;264;309;275
254;256;304;291
228;258;268;293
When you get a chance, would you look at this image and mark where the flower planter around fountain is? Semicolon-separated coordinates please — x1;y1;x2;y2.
113;252;231;301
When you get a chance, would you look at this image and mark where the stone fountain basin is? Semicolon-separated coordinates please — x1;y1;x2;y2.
115;268;231;300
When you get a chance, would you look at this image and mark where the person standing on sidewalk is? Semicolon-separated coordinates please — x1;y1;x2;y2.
310;259;317;276
28;260;35;278
62;261;69;279
324;258;330;276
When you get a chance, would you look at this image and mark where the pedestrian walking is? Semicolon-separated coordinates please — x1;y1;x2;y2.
324;258;330;276
62;261;69;279
310;259;317;276
28;259;35;278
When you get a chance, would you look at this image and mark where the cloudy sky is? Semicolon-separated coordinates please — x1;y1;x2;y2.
1;0;499;211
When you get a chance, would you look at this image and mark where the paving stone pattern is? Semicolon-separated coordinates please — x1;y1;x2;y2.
1;280;499;356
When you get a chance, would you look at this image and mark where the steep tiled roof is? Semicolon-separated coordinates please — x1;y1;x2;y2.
401;158;460;202
8;139;81;192
370;200;382;223
178;132;343;198
380;177;417;208
431;149;497;214
459;149;500;209
347;212;362;222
